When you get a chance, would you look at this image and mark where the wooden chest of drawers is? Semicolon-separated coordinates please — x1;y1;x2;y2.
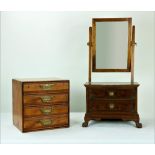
12;78;69;132
82;82;142;128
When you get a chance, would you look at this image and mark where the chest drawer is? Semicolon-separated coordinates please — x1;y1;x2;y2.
89;88;136;99
88;99;135;113
24;94;68;105
23;82;69;93
24;104;68;117
24;114;69;132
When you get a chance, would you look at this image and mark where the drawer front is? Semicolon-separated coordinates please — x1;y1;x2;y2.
88;99;135;113
89;88;136;99
24;105;68;117
23;82;69;93
24;114;69;131
24;94;68;105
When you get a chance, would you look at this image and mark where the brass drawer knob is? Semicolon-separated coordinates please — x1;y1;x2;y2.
40;119;52;126
109;91;114;96
109;103;115;109
40;108;52;115
40;96;54;103
40;84;55;90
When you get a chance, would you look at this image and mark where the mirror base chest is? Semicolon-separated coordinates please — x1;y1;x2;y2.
82;82;142;128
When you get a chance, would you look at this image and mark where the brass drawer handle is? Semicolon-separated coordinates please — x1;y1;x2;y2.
40;108;52;115
109;103;115;109
40;119;52;126
40;96;54;103
40;84;55;90
109;91;114;96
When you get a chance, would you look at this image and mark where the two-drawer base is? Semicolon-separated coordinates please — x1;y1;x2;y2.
82;82;142;128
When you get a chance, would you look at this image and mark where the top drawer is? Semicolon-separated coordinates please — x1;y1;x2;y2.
89;88;136;99
23;82;69;93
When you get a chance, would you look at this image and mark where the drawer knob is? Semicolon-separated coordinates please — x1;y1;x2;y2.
40;108;52;115
109;91;114;96
40;84;55;90
109;103;115;109
40;96;53;103
40;119;52;126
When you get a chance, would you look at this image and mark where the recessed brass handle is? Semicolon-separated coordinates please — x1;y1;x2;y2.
109;103;115;109
40;84;55;90
40;108;52;115
109;91;114;96
40;96;54;103
40;119;52;126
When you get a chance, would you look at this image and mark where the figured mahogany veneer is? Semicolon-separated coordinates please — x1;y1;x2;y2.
12;78;70;132
82;82;142;128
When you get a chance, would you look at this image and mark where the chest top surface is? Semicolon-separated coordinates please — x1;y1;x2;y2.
13;77;69;83
84;82;139;88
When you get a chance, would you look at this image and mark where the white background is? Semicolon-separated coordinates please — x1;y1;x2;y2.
0;1;155;153
0;0;155;152
1;11;154;120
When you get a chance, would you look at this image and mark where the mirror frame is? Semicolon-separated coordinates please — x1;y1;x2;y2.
92;18;132;72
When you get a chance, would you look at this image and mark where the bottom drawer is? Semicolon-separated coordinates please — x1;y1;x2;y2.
23;114;69;132
89;99;135;113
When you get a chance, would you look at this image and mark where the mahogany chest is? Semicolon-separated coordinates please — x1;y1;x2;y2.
82;82;142;128
12;78;70;132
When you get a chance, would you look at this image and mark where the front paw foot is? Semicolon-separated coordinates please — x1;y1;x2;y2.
135;122;142;128
82;122;88;127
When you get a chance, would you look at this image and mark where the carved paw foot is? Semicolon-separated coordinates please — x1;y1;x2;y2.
82;122;88;127
135;122;142;128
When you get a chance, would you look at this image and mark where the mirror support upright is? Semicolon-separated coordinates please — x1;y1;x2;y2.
87;27;92;83
131;25;137;84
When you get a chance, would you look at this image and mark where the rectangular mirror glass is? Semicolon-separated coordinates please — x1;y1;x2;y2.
92;18;132;72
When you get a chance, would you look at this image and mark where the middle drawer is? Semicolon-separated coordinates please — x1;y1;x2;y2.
24;94;68;105
24;104;68;117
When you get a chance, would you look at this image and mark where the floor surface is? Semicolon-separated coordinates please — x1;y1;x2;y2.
1;113;154;144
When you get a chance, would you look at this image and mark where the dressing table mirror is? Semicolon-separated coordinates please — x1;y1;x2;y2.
82;18;142;128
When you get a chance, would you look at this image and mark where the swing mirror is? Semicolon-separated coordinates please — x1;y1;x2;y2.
92;18;132;72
